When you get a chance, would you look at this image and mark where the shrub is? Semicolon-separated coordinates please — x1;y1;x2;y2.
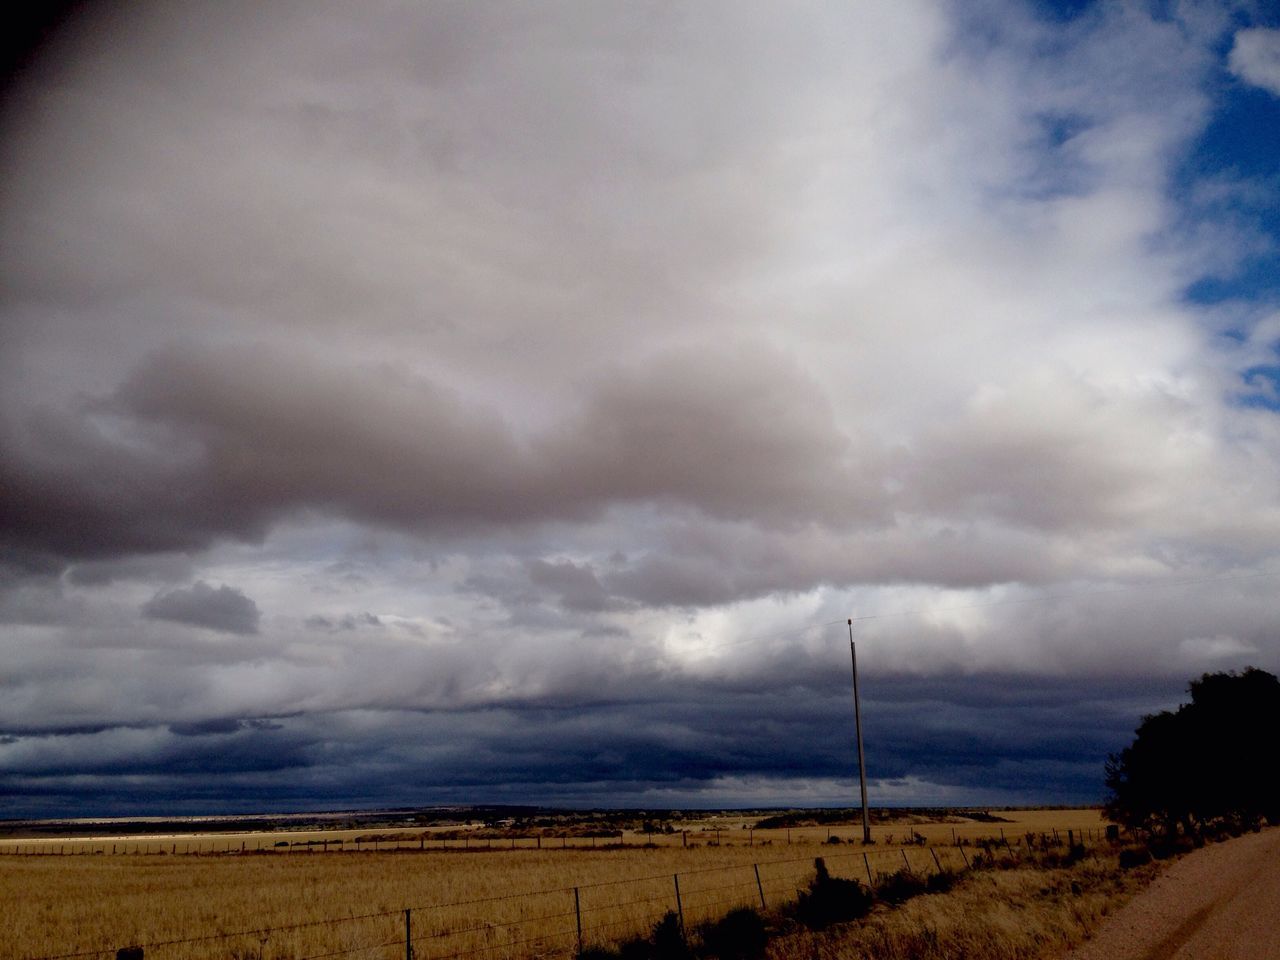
1105;668;1280;839
1117;847;1152;869
925;869;959;894
793;857;874;929
651;911;691;960
698;908;768;960
875;868;929;905
579;912;690;960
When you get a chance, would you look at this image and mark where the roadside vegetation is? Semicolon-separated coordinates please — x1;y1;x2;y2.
579;842;1160;960
1105;667;1280;841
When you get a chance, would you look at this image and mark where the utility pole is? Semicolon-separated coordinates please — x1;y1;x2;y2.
849;619;871;843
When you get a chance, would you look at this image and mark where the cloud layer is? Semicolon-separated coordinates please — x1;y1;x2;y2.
1;0;1279;816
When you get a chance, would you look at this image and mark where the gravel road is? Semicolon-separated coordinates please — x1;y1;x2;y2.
1063;827;1280;960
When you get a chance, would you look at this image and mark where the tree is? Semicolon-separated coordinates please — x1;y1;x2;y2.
1104;667;1280;838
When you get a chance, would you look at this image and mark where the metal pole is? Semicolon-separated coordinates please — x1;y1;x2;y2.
849;619;871;844
405;909;412;960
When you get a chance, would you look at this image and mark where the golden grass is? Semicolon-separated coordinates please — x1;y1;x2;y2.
1;810;1114;960
766;850;1155;960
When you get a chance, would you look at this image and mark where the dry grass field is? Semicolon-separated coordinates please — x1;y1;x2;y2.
2;809;1112;960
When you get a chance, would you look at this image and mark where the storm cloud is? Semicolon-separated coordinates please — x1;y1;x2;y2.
2;0;1279;816
142;581;261;635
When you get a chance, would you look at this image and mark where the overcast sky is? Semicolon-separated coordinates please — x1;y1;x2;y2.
3;0;1280;818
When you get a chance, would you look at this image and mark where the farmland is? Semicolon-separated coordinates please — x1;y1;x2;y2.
2;808;1110;960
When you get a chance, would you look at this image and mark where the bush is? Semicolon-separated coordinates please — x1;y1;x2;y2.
793;857;874;929
698;908;768;960
579;912;689;960
1106;668;1280;839
1117;847;1152;869
925;869;959;894
651;912;691;960
874;868;929;905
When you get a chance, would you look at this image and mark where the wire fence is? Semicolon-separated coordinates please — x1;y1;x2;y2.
13;825;1109;960
0;823;1107;857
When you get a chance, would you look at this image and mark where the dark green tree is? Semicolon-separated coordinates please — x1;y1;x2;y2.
1105;667;1280;838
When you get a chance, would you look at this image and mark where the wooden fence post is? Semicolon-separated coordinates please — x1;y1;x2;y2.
929;848;942;873
753;864;765;909
901;849;911;872
673;875;684;937
574;888;583;957
862;852;873;886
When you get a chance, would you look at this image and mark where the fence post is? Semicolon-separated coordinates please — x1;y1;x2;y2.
862;852;873;886
405;909;411;960
574;887;583;957
901;849;911;872
753;864;765;909
958;846;970;869
929;848;942;873
673;874;685;936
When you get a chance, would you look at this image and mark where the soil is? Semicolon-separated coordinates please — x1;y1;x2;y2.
1063;827;1280;960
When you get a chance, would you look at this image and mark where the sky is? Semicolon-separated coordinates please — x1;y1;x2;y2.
2;0;1280;818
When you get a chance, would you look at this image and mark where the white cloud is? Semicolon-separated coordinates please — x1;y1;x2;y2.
1229;27;1280;96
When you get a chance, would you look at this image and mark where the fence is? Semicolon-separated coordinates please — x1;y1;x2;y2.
14;826;1106;960
0;824;1109;858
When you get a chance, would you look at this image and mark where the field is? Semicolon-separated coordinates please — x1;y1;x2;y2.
2;809;1111;960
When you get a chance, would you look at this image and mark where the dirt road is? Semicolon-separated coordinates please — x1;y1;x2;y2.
1064;828;1280;960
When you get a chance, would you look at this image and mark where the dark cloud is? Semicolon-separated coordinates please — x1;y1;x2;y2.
305;612;383;631
66;553;195;587
0;340;884;570
0;673;1173;817
141;581;260;635
525;559;618;613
